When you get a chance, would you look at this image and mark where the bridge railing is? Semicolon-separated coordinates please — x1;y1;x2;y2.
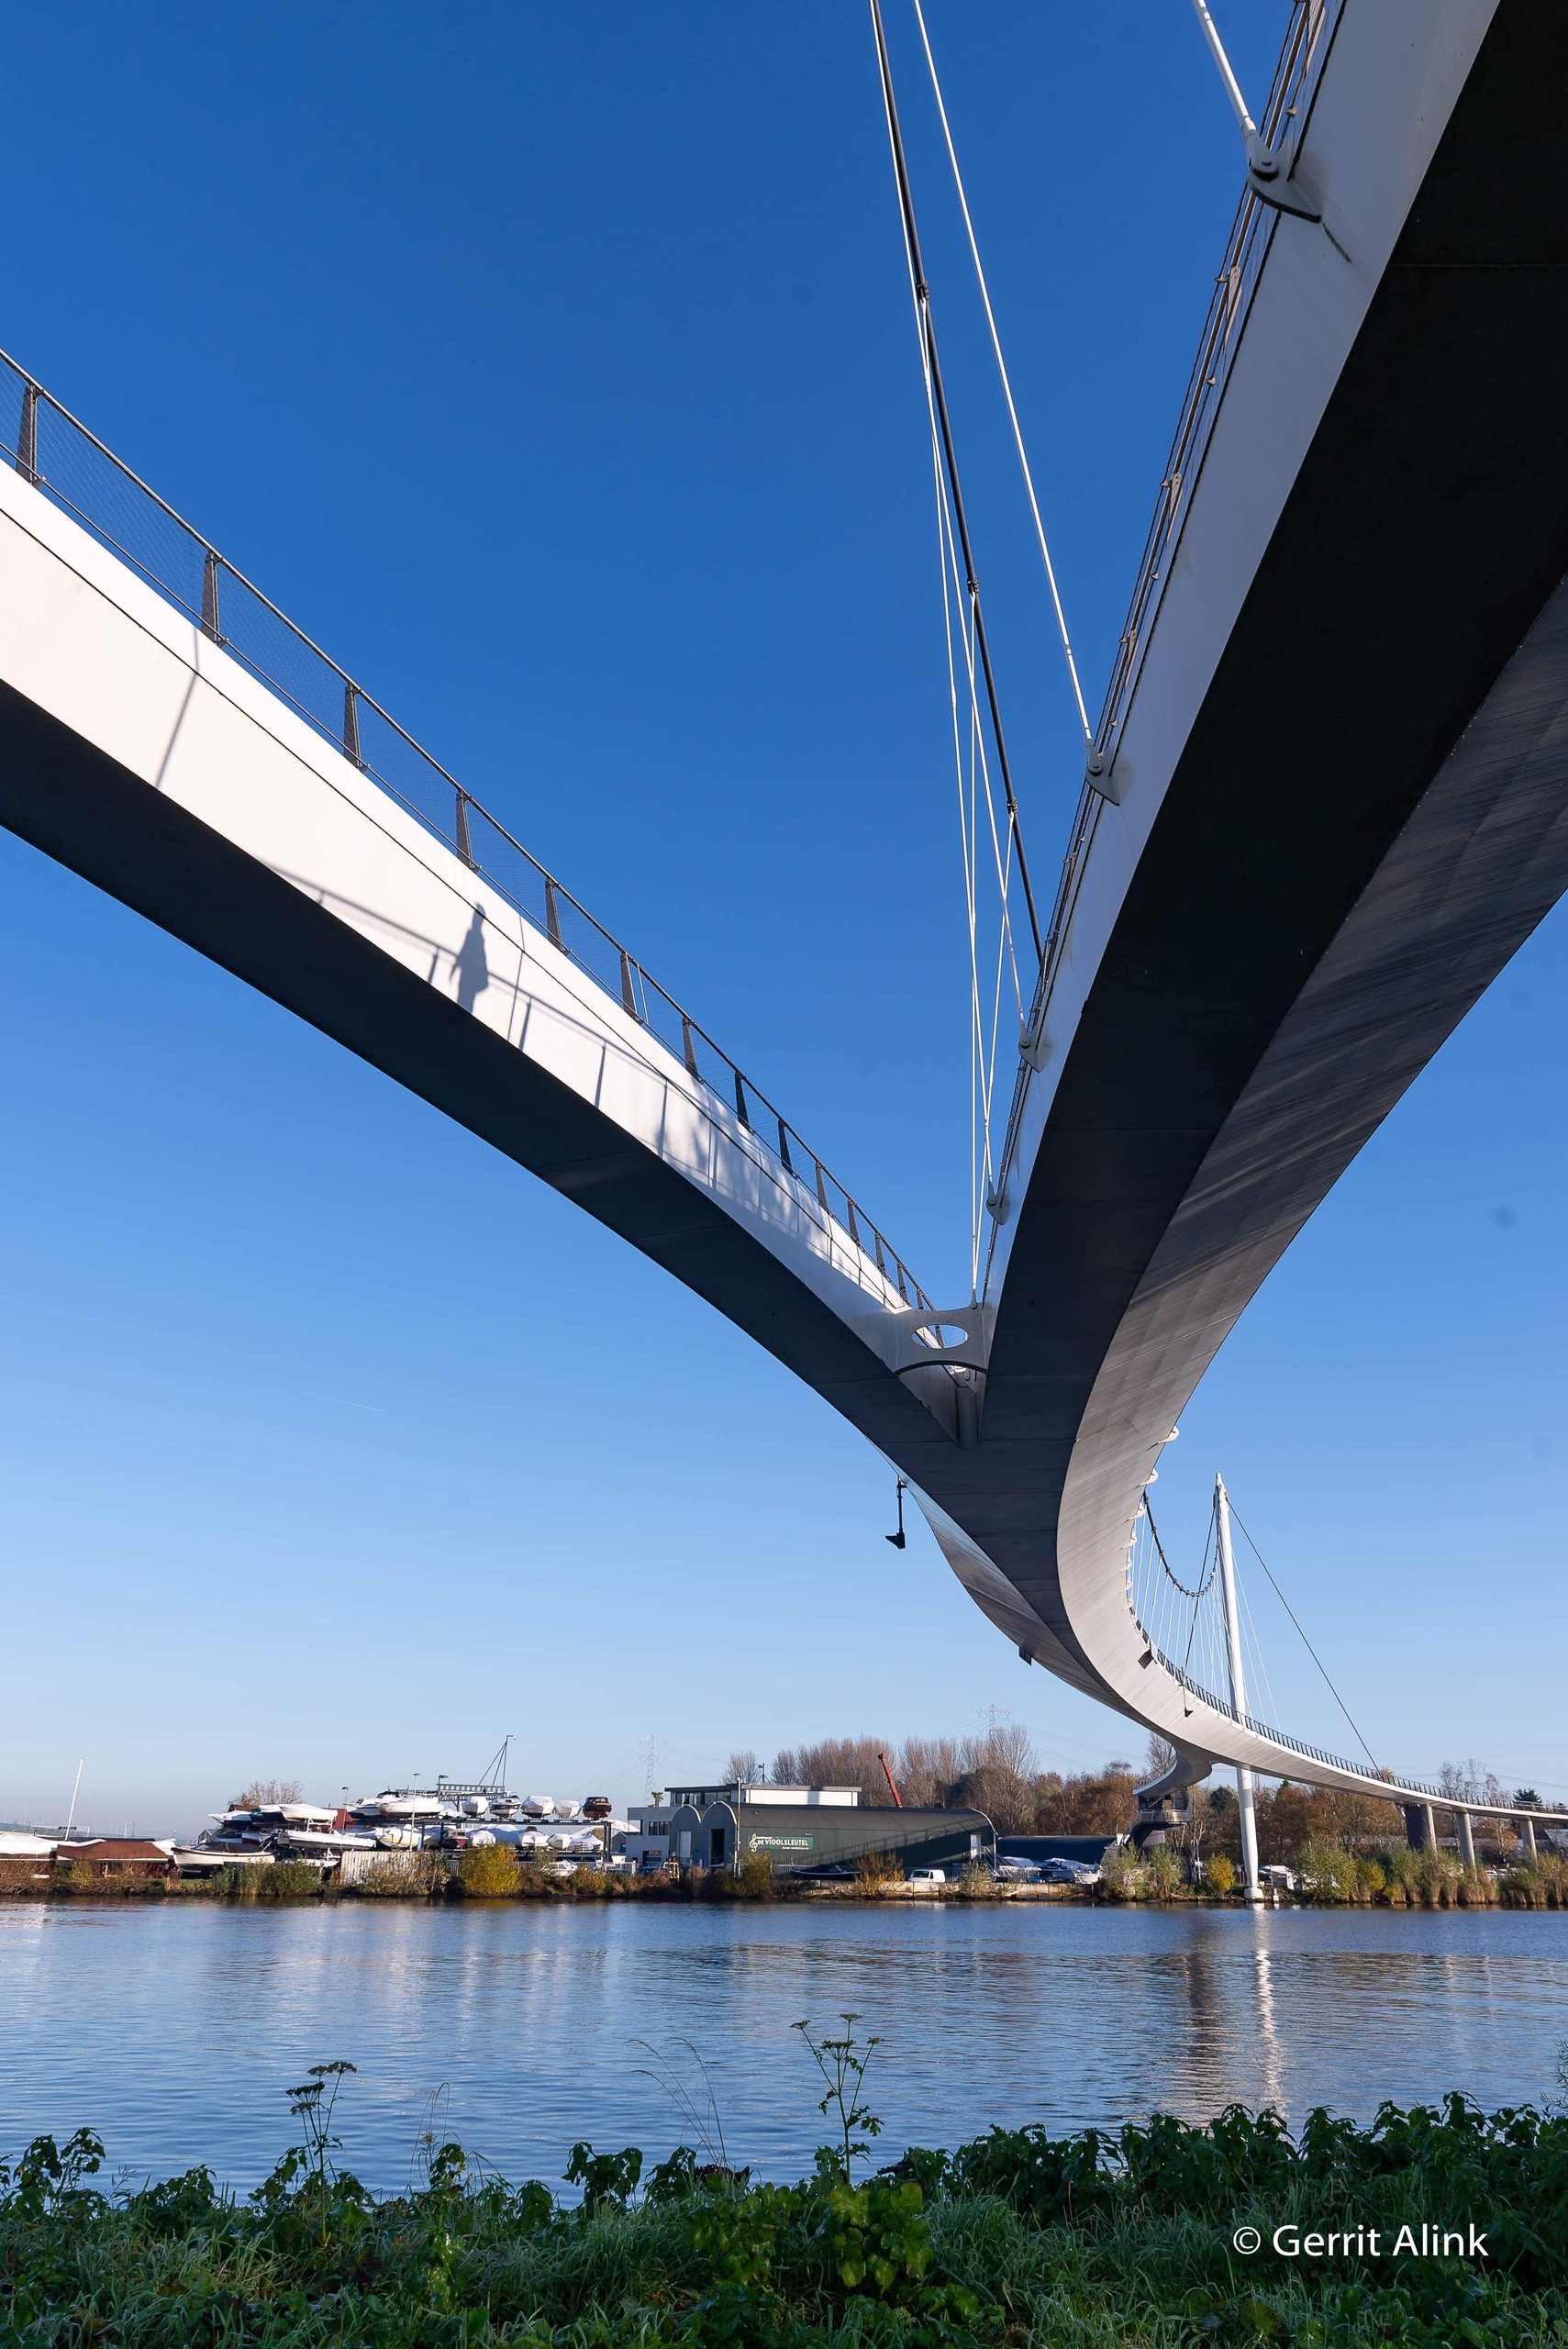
0;353;932;1320
987;0;1344;1278
1130;1612;1444;1799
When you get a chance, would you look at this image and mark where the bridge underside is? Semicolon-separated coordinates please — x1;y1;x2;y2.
0;674;955;1486
0;1;1562;1807
949;0;1568;1765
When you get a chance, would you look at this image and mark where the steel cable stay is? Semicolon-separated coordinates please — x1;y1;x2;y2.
869;0;1042;963
1130;1476;1385;1784
909;0;1092;749
1228;1501;1382;1776
872;0;1062;1297
926;220;1029;1293
923;216;998;1293
1237;1570;1283;1760
923;388;983;1278
945;500;1028;1259
898;56;1025;1297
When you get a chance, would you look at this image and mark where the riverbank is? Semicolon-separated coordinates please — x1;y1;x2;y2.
7;1847;1568;1908
5;2077;1565;2348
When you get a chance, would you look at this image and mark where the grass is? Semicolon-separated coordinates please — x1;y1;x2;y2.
6;2037;1568;2347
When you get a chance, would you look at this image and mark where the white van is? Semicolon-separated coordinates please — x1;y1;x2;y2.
906;1867;946;1886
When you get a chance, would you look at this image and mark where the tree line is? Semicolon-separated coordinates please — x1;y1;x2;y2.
725;1731;1562;1849
725;1727;1140;1836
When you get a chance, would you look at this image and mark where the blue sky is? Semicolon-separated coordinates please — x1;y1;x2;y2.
0;5;1562;1837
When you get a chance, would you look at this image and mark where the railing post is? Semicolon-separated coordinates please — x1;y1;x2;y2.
15;384;37;484
816;1162;829;1214
545;878;563;950
845;1199;860;1248
619;952;638;1019
733;1071;751;1130
342;683;362;767
201;550;221;643
775;1117;793;1174
454;790;473;866
681;1017;700;1082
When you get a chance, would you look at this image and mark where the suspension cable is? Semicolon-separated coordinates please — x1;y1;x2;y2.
1145;1490;1216;1600
1229;1502;1381;1772
868;0;1043;965
909;0;1092;746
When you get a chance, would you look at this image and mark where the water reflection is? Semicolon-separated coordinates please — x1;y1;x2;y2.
1;1902;1563;2191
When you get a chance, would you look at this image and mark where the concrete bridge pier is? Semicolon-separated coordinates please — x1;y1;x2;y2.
1457;1811;1476;1869
1522;1818;1538;1860
1404;1804;1438;1853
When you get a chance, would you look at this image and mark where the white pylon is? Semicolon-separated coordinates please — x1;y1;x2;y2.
1215;1475;1263;1902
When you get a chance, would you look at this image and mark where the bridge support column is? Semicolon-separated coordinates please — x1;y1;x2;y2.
1522;1818;1537;1859
1215;1475;1262;1902
1403;1804;1430;1852
1457;1811;1476;1869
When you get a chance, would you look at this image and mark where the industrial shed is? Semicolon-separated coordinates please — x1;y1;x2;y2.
655;1786;993;1877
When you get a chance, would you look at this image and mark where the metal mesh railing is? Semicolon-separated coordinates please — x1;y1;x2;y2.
0;349;933;1317
1133;1619;1443;1800
987;0;1344;1278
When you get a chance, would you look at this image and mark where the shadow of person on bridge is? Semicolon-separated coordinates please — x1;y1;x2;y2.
452;903;489;1013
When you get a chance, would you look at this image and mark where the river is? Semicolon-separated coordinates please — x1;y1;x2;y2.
3;1899;1564;2191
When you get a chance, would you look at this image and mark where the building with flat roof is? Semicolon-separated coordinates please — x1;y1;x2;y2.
627;1782;992;1877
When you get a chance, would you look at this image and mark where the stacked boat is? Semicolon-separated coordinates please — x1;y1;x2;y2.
182;1781;619;1871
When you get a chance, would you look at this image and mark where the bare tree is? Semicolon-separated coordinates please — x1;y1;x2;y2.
228;1778;304;1809
1144;1734;1177;1781
1439;1758;1505;1809
771;1739;895;1805
894;1737;964;1808
726;1750;762;1787
971;1717;1038;1778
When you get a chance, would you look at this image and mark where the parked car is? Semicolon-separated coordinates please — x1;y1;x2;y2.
1260;1864;1296;1892
906;1867;947;1886
1039;1857;1101;1887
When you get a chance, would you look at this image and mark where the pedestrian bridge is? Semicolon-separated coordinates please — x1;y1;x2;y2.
0;0;1562;1838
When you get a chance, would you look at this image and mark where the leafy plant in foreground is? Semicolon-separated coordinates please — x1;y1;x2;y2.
8;2061;1568;2345
793;2012;884;2184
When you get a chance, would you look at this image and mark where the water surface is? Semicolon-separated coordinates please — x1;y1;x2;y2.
3;1900;1564;2191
